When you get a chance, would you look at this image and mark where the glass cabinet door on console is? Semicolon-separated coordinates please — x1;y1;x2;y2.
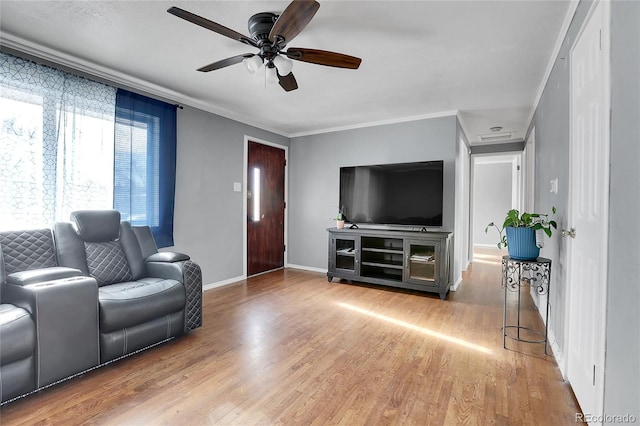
404;239;441;286
330;234;360;277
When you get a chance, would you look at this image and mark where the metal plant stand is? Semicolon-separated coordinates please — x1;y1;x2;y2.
501;256;552;355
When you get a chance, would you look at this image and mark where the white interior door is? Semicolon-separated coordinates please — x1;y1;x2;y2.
566;0;610;420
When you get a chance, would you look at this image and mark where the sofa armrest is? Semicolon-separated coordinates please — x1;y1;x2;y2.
146;259;203;332
146;262;184;282
4;276;100;388
6;267;82;286
146;252;190;263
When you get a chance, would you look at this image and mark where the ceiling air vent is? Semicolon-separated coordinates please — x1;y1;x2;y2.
477;131;515;143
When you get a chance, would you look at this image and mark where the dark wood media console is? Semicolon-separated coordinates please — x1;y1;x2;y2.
327;228;453;300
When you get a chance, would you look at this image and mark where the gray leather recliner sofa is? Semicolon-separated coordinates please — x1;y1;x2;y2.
0;210;202;403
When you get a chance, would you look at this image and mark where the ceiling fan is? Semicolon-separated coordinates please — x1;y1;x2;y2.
167;0;362;92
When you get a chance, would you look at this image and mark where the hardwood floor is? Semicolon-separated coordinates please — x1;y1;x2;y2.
1;249;583;425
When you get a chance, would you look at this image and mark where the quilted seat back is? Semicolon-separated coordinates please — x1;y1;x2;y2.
84;240;133;286
0;228;58;301
71;210;133;287
0;229;58;276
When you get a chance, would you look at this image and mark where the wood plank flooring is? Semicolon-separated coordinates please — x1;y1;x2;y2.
0;249;583;425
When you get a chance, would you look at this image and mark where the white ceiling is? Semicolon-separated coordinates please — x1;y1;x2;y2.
0;1;574;142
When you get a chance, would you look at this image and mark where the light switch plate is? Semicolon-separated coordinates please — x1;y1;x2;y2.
233;182;242;192
550;178;558;194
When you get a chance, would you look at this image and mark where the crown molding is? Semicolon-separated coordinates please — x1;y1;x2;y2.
289;110;459;138
525;0;580;135
455;111;472;147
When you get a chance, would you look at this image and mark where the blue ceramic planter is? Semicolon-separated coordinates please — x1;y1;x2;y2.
506;227;539;260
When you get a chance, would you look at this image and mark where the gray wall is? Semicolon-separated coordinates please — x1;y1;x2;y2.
528;0;639;420
171;106;288;285
605;0;639;419
287;116;457;270
526;0;590;361
473;162;512;246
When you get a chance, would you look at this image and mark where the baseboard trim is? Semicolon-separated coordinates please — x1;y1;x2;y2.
203;275;245;292
473;243;499;249
451;276;463;292
529;290;566;378
286;264;328;274
547;327;566;379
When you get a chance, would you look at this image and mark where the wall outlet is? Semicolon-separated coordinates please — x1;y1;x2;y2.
233;182;242;192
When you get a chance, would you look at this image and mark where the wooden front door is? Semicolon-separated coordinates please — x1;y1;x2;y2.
247;141;286;276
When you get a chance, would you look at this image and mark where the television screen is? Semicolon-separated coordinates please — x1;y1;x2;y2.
339;160;443;227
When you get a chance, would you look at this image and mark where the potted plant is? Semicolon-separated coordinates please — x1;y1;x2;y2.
485;207;557;260
333;207;346;229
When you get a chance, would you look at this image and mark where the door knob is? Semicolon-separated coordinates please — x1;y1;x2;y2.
562;228;576;238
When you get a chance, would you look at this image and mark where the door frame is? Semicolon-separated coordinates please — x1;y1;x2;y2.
562;0;610;416
454;137;471;285
243;135;289;277
469;152;522;255
523;127;536;213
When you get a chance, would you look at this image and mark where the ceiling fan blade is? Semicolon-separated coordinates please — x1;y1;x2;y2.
168;7;257;47
285;48;362;69
268;0;320;44
278;72;298;92
197;54;255;72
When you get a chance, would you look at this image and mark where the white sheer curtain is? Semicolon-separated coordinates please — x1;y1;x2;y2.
0;53;116;230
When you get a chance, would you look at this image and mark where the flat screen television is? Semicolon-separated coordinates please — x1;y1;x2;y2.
339;160;444;228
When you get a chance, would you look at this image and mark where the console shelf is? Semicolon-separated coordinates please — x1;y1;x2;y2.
327;228;453;299
361;261;404;269
362;248;403;254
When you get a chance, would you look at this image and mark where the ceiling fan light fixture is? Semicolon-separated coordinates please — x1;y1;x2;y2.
273;55;293;76
243;55;264;75
265;65;279;85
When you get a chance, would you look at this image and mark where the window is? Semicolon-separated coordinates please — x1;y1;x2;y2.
114;89;177;247
1;92;45;230
1;54;116;230
1;54;177;247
